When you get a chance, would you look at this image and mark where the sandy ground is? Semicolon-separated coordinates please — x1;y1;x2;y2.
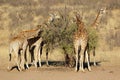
0;62;120;80
0;42;120;80
0;45;120;80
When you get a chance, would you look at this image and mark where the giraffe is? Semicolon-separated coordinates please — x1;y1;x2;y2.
87;8;106;66
8;27;42;71
91;8;106;29
73;13;91;72
30;37;43;68
18;26;44;68
8;35;28;71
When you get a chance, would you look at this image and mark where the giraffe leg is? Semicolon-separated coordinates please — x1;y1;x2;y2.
38;47;42;67
85;50;91;71
34;47;38;68
7;49;12;71
25;62;29;69
25;54;29;70
24;49;29;69
25;55;29;70
46;49;49;66
93;57;96;66
74;44;79;72
20;50;25;70
93;47;96;66
20;40;29;70
80;54;85;72
38;53;42;67
15;50;22;71
79;49;85;72
75;53;79;72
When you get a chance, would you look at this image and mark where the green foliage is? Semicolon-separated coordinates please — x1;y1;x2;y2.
87;27;98;51
41;24;59;49
59;23;77;55
41;14;77;55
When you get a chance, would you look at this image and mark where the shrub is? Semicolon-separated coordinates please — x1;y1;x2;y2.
40;14;77;66
41;13;77;54
87;27;98;52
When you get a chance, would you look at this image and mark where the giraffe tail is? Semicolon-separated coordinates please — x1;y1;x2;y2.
9;53;11;61
9;45;13;62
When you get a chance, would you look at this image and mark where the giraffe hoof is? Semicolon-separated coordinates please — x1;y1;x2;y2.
38;63;41;67
88;69;92;72
88;67;92;71
18;68;22;72
46;65;49;67
94;63;97;66
7;66;10;70
26;67;29;70
80;69;85;72
27;67;30;69
7;66;11;72
75;68;78;72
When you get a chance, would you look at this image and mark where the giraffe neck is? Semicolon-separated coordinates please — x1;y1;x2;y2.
91;10;103;29
78;22;85;31
76;20;87;37
76;16;84;30
74;14;88;39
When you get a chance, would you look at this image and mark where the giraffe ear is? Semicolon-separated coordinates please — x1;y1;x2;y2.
100;7;106;14
36;25;42;28
54;11;61;19
103;7;106;13
75;13;82;22
49;13;54;17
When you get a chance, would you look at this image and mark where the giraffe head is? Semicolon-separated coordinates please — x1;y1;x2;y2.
47;11;61;24
74;13;84;27
69;10;84;25
75;14;82;23
47;13;54;24
99;7;106;16
54;11;61;20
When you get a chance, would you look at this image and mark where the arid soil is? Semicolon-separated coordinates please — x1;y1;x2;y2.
0;62;120;80
0;44;120;80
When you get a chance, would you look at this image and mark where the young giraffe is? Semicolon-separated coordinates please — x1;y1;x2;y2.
74;13;91;72
30;37;43;68
19;27;43;68
8;35;29;71
8;27;42;71
88;8;106;66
